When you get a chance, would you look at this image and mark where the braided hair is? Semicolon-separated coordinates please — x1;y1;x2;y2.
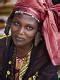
4;11;15;35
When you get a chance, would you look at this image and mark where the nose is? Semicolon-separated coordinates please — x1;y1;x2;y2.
19;27;25;35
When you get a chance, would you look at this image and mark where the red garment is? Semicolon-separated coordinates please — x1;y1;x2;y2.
13;0;60;65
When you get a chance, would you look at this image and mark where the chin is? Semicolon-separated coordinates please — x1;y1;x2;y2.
14;42;26;47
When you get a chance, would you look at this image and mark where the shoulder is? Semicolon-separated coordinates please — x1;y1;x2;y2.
0;35;6;46
0;35;11;68
0;36;7;72
0;35;11;47
0;35;7;51
0;35;11;57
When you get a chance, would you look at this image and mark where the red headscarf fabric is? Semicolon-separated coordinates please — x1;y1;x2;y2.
13;0;60;65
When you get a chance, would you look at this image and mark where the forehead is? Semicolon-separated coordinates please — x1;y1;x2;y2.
13;13;38;24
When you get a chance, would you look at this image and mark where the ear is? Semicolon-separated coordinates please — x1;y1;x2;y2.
34;32;42;46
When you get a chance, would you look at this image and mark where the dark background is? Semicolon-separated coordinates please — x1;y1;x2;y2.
52;0;60;4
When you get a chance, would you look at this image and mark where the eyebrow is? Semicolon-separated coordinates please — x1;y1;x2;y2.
13;15;38;27
12;17;21;23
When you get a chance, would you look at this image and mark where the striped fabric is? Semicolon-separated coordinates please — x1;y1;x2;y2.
15;47;37;80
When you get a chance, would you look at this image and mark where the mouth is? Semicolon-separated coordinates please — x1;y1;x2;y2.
15;37;25;41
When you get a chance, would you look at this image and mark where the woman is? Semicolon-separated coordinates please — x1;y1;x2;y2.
0;0;60;80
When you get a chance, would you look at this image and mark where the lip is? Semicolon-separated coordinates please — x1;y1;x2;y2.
15;37;25;41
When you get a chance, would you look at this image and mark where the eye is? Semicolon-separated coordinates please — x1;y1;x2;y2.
14;22;20;27
12;19;20;27
26;25;33;31
13;21;20;27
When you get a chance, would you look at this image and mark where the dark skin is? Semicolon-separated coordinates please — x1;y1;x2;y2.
11;13;38;58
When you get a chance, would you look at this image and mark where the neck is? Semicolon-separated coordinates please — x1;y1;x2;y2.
15;43;33;59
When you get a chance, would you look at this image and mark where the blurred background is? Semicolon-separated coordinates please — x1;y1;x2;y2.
0;0;17;37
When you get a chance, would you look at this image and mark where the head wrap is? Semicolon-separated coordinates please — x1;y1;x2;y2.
5;0;60;65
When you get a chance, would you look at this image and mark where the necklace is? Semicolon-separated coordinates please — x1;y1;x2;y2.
15;44;33;70
16;44;33;59
15;45;33;80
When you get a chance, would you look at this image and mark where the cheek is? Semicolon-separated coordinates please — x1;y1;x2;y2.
11;26;18;34
25;31;37;41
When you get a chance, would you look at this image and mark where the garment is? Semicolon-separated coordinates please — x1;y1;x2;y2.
0;37;58;80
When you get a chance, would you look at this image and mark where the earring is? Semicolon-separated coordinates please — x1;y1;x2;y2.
34;32;42;46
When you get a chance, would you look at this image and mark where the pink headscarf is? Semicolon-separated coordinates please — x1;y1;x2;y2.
13;0;60;65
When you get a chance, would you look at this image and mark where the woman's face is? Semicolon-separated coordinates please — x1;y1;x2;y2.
11;13;38;46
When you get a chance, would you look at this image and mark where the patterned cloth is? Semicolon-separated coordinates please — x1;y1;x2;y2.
15;47;37;80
